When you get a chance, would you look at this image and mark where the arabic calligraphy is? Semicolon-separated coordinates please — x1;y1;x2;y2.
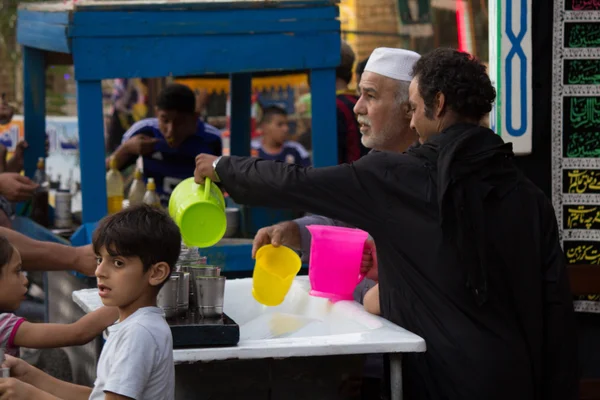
578;294;600;301
571;0;600;10
566;23;600;48
564;60;600;85
566;97;600;129
564;205;600;229
565;241;600;265
564;132;600;158
564;170;600;193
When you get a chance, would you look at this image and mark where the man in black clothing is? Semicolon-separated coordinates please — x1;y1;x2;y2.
194;48;578;400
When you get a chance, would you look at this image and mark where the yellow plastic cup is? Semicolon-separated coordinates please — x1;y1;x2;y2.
168;177;227;248
252;245;302;306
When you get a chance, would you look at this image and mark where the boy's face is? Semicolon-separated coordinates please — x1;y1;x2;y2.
155;108;198;148
0;248;28;311
262;114;289;146
95;246;170;319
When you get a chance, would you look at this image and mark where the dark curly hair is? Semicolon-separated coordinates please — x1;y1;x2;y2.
411;48;496;121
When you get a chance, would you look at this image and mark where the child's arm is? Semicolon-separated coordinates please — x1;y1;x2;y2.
13;306;118;348
363;283;381;315
0;377;63;399
105;393;134;400
2;355;92;400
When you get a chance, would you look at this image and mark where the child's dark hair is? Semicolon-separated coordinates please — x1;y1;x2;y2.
0;235;13;273
336;41;356;84
92;205;181;279
260;105;287;125
156;83;196;114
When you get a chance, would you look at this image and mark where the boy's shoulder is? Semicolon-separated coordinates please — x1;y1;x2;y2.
110;307;171;345
122;118;162;142
92;307;174;400
282;141;309;159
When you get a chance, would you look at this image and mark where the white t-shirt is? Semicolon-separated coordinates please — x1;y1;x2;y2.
89;307;174;400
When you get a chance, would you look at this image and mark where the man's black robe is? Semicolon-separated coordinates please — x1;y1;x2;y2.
215;123;578;400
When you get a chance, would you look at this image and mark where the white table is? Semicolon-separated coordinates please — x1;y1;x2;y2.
73;277;426;400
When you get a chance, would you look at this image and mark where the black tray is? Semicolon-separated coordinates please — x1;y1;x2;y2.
168;312;240;348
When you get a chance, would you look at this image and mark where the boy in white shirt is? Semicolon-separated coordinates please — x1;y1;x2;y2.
0;204;180;400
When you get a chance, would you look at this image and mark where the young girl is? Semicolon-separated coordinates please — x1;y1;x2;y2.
0;235;118;356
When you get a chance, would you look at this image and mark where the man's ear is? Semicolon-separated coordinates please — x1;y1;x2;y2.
401;102;412;120
434;92;446;118
148;262;170;287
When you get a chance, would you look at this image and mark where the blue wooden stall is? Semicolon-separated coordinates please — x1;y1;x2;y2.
17;0;341;226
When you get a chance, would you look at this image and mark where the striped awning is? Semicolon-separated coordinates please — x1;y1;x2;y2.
175;74;308;94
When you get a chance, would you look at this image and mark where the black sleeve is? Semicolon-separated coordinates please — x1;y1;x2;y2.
216;155;385;233
541;200;579;400
213;136;223;157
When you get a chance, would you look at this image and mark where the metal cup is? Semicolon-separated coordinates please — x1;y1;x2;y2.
157;275;179;318
194;276;225;318
190;265;221;278
172;271;190;315
182;260;212;309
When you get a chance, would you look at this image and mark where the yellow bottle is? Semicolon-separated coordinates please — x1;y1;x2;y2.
143;178;161;208
128;168;146;206
106;157;124;215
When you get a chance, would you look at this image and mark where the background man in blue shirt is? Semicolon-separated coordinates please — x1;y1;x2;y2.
107;83;222;206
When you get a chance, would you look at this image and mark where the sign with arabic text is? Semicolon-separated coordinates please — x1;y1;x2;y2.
562;97;600;158
566;0;600;10
552;0;600;312
565;240;600;264
565;23;600;47
564;60;600;85
563;169;600;193
564;205;600;229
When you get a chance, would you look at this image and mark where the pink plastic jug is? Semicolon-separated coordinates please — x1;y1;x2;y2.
306;225;369;302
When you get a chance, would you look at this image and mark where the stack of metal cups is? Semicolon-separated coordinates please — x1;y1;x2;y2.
173;242;225;319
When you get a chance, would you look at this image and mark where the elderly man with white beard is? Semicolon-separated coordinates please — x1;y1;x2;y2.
252;48;421;302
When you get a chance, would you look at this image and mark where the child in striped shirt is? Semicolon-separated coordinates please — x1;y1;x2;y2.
0;235;117;357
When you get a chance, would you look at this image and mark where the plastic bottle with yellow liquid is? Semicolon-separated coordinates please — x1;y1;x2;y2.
106;157;124;214
128;168;146;206
143;178;161;208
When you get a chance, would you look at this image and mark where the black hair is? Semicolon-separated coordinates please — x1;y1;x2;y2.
260;105;287;125
156;83;196;114
93;205;181;280
336;41;356;84
411;48;496;121
0;236;13;274
356;57;370;76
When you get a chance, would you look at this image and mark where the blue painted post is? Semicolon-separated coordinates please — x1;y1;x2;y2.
22;47;46;179
76;80;107;223
310;68;337;167
229;73;252;157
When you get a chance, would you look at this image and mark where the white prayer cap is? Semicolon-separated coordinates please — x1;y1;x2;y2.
364;48;421;82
